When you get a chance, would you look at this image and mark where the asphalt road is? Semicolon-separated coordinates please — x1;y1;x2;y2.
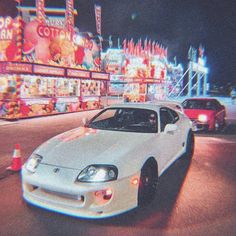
0;111;236;236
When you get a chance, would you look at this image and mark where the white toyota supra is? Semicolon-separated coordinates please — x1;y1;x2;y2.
22;102;194;218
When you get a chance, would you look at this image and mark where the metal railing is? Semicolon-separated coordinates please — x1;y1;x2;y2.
168;67;190;97
176;72;197;98
168;69;205;99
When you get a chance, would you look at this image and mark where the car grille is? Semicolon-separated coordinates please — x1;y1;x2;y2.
42;188;84;202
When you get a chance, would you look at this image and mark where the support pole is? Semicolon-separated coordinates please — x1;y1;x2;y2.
203;73;208;96
36;0;46;23
188;62;193;97
16;1;23;61
66;0;74;32
197;73;201;96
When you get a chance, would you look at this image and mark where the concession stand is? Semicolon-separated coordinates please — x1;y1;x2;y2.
0;0;109;120
102;40;183;102
0;62;109;119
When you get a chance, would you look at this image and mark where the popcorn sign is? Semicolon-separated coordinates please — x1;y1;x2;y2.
0;17;18;61
0;17;14;40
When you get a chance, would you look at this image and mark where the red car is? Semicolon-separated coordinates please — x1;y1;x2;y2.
182;98;226;132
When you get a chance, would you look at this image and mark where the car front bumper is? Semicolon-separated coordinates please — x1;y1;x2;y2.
22;165;140;219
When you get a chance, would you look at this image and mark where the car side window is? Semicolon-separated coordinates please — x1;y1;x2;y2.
213;100;222;110
182;100;188;108
169;109;179;123
160;107;179;132
206;101;216;110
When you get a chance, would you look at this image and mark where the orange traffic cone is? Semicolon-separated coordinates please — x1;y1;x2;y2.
7;144;22;171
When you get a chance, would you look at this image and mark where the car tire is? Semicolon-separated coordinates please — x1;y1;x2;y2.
213;119;225;133
138;160;158;207
221;117;226;130
184;130;194;159
223;116;226;126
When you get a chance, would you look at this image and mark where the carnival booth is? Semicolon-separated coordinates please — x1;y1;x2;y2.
102;39;179;102
0;62;108;119
0;0;109;119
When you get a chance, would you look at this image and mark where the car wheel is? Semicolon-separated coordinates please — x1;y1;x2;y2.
223;117;226;126
219;115;226;130
184;130;194;159
138;160;158;207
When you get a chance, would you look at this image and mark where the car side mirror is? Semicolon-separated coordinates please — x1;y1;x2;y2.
164;124;178;134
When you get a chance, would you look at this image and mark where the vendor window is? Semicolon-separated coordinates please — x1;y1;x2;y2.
21;76;47;98
56;79;69;97
68;79;80;96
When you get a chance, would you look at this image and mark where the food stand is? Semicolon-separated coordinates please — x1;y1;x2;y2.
0;62;109;119
102;40;182;102
0;0;109;120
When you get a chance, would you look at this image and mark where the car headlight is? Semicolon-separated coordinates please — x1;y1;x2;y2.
198;114;208;122
76;165;118;183
25;153;43;173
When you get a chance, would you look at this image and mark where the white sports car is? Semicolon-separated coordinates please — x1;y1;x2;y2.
22;102;194;218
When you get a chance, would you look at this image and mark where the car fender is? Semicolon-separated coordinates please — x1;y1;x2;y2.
113;136;161;180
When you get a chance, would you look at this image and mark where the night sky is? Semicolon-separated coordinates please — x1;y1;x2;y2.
0;0;235;87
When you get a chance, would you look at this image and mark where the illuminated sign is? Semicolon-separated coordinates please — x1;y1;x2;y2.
67;69;90;78
198;57;205;66
91;72;109;80
188;46;197;62
0;17;14;40
45;17;65;28
94;5;101;35
34;64;65;76
191;62;208;74
0;62;33;73
37;24;72;40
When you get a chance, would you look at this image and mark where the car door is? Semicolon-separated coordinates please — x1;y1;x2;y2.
158;107;182;172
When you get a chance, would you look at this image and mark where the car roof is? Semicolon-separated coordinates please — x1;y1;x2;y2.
109;103;159;110
183;97;217;101
109;101;183;111
149;100;184;112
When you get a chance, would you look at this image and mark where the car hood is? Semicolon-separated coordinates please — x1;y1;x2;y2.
36;127;153;170
184;109;215;119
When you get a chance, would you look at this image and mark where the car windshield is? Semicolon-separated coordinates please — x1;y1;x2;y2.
182;100;217;110
87;107;158;133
